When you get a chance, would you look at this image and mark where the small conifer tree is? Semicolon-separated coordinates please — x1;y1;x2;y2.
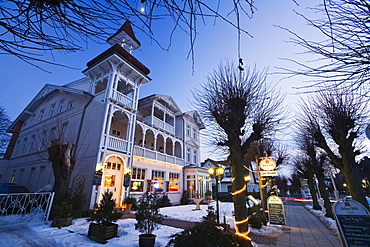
87;190;122;225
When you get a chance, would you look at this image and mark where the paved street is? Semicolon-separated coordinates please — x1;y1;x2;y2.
274;200;341;247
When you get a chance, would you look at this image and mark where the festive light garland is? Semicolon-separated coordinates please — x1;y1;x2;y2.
231;184;246;195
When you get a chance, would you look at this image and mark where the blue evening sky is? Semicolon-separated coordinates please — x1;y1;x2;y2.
0;0;324;160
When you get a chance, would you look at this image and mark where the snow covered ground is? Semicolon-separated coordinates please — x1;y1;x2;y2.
0;202;298;247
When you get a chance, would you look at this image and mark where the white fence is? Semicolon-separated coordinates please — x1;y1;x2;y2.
0;192;54;227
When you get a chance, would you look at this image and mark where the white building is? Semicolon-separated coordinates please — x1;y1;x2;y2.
0;21;210;208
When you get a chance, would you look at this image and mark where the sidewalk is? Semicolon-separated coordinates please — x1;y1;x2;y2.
123;200;342;247
256;200;342;247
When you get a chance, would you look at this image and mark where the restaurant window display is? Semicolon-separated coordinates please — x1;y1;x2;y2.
130;167;146;192
151;170;165;193
169;173;179;192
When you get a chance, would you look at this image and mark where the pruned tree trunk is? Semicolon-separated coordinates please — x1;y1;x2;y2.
308;171;321;211
230;153;250;247
316;174;334;219
48;139;76;217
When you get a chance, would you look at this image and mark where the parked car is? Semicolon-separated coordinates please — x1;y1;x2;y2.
0;183;30;214
0;183;30;194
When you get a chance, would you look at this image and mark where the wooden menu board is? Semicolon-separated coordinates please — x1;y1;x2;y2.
267;195;286;225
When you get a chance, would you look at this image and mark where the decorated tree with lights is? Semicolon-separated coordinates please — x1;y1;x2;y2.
193;61;285;246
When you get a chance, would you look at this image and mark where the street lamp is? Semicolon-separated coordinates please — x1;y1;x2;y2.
208;166;224;224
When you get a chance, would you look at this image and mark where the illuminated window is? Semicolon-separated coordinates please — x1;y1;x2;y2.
104;175;115;187
169;173;179;192
105;162;121;170
151;170;165;193
131;167;146;192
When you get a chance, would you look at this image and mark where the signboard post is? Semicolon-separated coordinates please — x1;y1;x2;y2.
333;199;370;247
260;170;278;177
267;195;286;225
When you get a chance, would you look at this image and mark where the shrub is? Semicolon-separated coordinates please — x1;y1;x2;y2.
247;204;267;229
166;219;239;247
180;190;189;205
87;190;123;225
158;193;172;207
135;192;166;235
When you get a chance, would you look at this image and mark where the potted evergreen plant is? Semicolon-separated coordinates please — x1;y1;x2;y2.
51;191;73;227
51;200;73;227
124;196;136;211
87;190;123;243
135;192;166;247
205;190;212;201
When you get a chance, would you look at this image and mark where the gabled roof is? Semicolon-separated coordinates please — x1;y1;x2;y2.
138;94;182;114
183;110;205;129
200;158;223;168
7;84;93;132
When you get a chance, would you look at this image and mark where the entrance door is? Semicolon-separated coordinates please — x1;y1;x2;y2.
103;161;124;207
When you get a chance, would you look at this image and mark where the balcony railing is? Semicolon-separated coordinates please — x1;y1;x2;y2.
142;116;175;135
113;91;133;108
94;90;134;109
106;135;129;153
134;146;184;166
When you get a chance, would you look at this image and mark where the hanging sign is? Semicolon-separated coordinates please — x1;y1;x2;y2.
267;195;286;225
93;171;103;185
259;158;276;171
333;199;370;247
123;174;131;187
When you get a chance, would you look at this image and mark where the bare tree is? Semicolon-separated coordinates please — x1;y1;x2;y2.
0;0;255;70
296;86;369;209
193;61;285;246
0;105;11;153
294;132;333;218
278;0;370;93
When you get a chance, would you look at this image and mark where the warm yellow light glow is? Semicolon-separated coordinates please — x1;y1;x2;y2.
234;218;251;241
232;184;246;196
225;216;251;241
208;167;215;175
235;218;249;225
244;175;251;182
133;155;184;168
216;167;224;176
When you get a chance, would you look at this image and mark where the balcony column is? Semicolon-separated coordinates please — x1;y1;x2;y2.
153;136;157;151
140;132;146;147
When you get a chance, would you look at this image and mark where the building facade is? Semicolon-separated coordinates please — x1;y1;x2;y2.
0;21;211;208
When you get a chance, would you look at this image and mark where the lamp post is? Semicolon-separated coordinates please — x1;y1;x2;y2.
208;166;224;224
